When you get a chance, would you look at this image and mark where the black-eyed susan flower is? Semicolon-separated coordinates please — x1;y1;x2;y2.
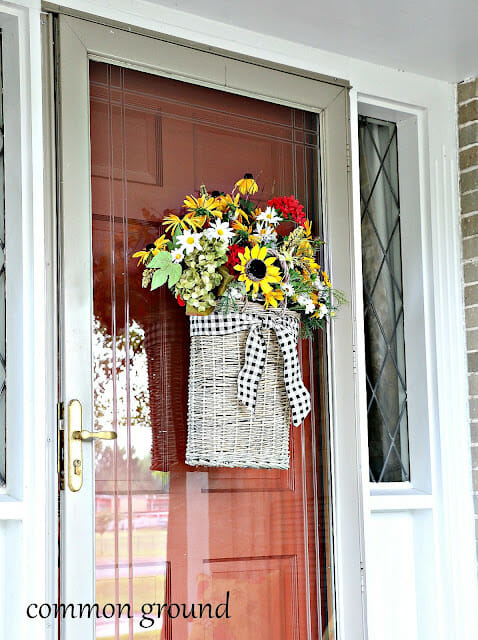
296;240;315;258
263;289;285;309
234;173;258;196
234;244;282;294
163;213;188;235
132;234;168;265
216;193;240;213
183;194;218;215
231;220;252;234
184;211;207;231
300;256;321;273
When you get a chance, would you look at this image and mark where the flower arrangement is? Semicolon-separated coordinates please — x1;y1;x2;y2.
134;174;344;337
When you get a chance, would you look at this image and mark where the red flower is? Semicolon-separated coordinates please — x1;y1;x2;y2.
266;195;306;227
225;244;246;276
176;295;185;307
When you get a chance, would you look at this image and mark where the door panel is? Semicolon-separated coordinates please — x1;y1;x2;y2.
90;61;329;639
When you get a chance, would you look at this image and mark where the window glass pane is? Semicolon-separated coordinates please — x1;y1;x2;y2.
0;37;5;487
359;116;410;483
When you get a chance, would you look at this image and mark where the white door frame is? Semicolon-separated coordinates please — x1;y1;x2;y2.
56;13;365;639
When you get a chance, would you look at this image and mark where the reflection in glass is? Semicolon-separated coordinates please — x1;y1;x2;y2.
91;60;334;639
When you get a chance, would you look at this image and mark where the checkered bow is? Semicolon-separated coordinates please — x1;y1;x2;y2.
190;310;311;426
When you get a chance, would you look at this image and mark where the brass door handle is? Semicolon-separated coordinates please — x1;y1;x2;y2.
67;399;117;492
73;429;117;441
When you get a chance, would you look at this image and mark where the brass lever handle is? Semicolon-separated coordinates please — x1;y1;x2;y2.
67;399;118;492
73;429;117;441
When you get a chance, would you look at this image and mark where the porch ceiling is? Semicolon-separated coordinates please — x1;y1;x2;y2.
148;0;477;83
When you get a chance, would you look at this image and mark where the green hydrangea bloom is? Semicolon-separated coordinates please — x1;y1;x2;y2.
174;235;227;311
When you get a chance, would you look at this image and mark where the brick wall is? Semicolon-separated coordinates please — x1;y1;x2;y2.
459;78;478;558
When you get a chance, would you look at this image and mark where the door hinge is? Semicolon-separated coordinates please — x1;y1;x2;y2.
352;345;358;374
360;562;366;593
57;402;65;490
346;142;352;173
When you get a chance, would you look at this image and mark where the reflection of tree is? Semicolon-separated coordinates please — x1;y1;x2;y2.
92;213;190;474
93;316;171;490
93;317;150;433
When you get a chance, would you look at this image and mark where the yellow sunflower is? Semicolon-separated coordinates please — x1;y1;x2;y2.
234;244;282;294
263;289;285;309
234;173;258;196
132;234;168;266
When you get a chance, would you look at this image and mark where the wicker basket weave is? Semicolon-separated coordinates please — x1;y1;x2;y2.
185;304;300;469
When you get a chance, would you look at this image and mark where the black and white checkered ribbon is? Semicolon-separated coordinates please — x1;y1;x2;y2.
190;310;311;426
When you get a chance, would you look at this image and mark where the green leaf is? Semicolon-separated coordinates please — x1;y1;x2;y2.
172;225;183;244
148;251;172;269
168;263;182;287
151;269;169;290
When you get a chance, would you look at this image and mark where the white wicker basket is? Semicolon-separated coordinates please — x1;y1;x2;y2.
185;303;300;469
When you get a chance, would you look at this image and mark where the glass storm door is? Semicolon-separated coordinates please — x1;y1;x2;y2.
87;60;331;640
57;14;360;640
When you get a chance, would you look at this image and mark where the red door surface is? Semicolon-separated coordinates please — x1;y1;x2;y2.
90;61;333;640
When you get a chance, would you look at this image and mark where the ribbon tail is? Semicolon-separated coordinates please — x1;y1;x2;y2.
237;324;267;411
275;328;311;426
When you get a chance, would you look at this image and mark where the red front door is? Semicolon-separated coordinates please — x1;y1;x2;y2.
90;60;333;639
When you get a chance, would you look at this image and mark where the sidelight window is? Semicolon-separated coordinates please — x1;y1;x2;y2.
359;115;410;483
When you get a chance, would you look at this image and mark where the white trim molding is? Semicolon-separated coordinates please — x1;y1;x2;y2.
354;90;478;639
0;2;57;640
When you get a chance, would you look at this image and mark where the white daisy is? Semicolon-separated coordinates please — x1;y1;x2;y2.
256;206;281;226
317;303;328;319
281;283;294;296
171;248;185;263
313;277;325;291
297;294;311;307
177;230;202;254
206;220;235;244
253;222;278;244
304;300;315;314
230;286;245;300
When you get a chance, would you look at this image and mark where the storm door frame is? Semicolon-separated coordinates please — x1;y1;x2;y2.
47;12;365;639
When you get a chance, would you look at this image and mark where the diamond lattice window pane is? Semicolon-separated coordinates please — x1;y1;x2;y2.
359;116;410;483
